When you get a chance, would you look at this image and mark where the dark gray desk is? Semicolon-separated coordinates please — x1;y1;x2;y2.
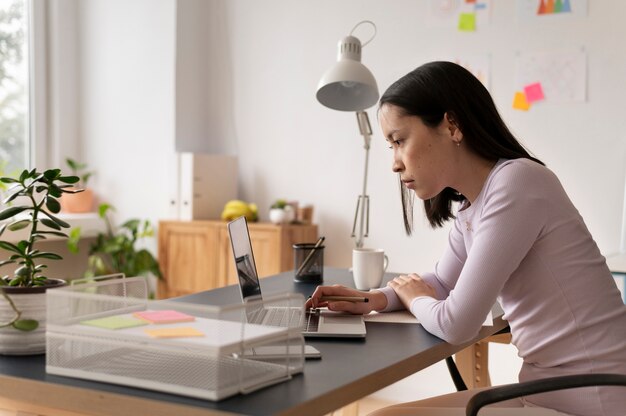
0;268;508;416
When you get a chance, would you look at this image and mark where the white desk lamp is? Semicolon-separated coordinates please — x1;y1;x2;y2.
316;20;379;248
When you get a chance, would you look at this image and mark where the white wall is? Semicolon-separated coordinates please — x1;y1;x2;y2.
72;0;626;405
77;0;176;229
222;0;626;274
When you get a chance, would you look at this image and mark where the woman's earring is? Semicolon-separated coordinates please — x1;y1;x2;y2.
455;141;461;147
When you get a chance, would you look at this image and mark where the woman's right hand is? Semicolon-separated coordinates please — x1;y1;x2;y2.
305;284;387;315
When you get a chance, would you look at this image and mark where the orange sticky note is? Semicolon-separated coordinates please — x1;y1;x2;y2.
134;310;195;324
458;13;476;32
524;82;545;103
144;327;204;338
512;92;531;111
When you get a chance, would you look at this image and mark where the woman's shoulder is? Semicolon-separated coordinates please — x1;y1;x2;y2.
484;158;562;200
492;158;557;185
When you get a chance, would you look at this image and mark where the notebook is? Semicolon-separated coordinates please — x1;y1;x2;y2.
227;216;366;338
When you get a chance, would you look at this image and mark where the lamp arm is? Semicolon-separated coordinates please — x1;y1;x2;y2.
352;111;373;248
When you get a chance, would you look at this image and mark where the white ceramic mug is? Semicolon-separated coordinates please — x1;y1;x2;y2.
352;248;389;290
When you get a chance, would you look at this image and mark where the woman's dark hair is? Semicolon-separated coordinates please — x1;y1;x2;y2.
379;61;543;234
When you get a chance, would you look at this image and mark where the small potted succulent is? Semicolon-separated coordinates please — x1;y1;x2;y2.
0;168;81;355
60;158;95;213
269;199;295;224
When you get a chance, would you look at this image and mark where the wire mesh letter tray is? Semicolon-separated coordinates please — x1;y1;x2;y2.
46;277;305;400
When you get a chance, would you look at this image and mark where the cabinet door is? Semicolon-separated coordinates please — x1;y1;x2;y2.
219;227;281;285
158;222;225;298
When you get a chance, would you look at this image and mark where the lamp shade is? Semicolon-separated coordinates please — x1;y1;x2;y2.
316;35;379;111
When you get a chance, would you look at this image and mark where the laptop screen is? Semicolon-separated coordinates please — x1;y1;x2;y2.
228;217;262;301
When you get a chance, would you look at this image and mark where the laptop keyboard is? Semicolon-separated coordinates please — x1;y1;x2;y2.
251;308;319;333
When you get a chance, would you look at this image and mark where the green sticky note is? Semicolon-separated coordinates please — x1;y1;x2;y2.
81;315;148;330
458;13;476;32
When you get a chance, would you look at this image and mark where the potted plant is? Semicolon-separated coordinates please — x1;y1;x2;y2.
60;158;95;213
269;199;295;224
0;168;81;355
68;203;161;298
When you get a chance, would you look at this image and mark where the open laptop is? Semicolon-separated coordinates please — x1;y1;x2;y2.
227;216;366;338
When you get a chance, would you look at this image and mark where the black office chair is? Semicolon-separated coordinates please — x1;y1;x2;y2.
465;373;626;416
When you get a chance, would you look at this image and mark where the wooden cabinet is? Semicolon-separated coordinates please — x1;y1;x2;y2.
158;220;318;299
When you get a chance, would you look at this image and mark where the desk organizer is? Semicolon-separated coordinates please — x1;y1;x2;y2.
46;277;305;401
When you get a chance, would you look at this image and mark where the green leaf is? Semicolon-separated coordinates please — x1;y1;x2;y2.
16;240;28;253
41;211;70;228
43;169;61;180
40;218;62;231
48;185;62;198
34;231;69;238
0;241;21;254
58;175;79;184
12;319;39;332
0;206;28;221
2;191;24;205
45;197;61;214
0;223;6;238
18;169;29;182
31;252;63;260
35;185;47;193
9;277;23;286
61;187;83;194
0;177;19;184
7;219;30;231
67;227;82;254
98;203;113;218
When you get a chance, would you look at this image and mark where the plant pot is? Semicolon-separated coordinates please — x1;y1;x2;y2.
0;279;66;355
61;187;94;213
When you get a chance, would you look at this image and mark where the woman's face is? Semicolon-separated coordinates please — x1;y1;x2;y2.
379;104;459;200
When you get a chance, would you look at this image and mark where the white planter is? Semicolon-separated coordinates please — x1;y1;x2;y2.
0;280;65;355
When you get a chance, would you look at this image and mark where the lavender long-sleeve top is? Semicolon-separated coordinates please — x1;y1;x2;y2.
378;158;626;416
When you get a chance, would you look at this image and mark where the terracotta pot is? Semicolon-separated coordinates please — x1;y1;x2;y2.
0;278;66;355
61;187;94;213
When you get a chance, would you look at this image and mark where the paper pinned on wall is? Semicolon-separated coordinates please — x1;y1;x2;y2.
428;0;491;29
524;82;545;102
513;92;531;111
516;49;587;103
458;13;477;31
517;0;588;21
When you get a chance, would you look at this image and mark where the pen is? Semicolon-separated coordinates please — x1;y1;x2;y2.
319;296;369;303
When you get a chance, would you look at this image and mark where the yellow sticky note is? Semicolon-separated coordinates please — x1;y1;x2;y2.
144;327;204;338
458;13;476;32
512;92;531;111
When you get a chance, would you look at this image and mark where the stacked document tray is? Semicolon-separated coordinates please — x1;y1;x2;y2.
46;277;305;400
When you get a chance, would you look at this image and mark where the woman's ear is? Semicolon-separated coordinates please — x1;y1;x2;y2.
444;112;463;141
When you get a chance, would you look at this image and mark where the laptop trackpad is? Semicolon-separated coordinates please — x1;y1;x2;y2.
322;315;362;325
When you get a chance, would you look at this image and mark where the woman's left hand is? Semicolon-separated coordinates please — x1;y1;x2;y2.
387;273;436;310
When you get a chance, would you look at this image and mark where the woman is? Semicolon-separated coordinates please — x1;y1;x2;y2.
307;61;626;415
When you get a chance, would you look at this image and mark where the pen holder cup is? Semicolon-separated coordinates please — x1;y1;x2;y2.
293;243;324;283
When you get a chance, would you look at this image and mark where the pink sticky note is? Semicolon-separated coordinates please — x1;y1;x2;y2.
134;310;195;324
524;82;545;103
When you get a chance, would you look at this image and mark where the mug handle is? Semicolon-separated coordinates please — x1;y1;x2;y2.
383;254;389;272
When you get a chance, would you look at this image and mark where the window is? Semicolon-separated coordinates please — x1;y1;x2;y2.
0;0;29;179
